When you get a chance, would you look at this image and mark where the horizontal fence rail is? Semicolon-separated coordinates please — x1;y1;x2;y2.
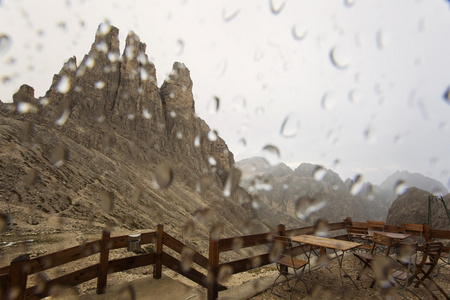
0;219;448;300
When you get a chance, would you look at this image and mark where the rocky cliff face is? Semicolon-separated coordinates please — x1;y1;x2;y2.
0;24;266;255
386;187;450;230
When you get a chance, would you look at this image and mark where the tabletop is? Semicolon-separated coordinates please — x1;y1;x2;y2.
291;235;362;252
367;231;412;240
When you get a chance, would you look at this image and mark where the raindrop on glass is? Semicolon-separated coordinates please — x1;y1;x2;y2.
251;194;261;209
269;0;287;14
232;237;244;250
295;196;327;219
255;106;265;116
94;81;105;89
350;174;364;195
217;265;233;283
210;223;223;241
223;168;242;197
394;180;408;195
180;247;195;272
208;156;217;166
321;92;337;110
17;102;37;114
54;99;71;126
101;191;114;212
222;6;240;22
207;96;220;114
208;130;218;142
292;22;308;41
0;34;12;55
107;51;120;62
131;187;142;203
176;39;184;55
376;30;389;50
153;162;173;189
95;41;108;54
262;145;280;165
344;0;356;7
97;22;112;36
348;89;361;103
0;213;10;233
443;86;450;104
330;46;350;69
280;113;300;138
194;135;201;147
143;108;152;119
56;75;71;94
363;126;377;143
313;166;327;181
50;146;67;167
196;175;212;194
183;221;195;239
314;219;329;237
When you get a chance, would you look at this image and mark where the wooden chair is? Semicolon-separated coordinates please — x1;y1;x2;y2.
346;225;371;252
392;242;449;300
401;223;425;245
353;232;393;288
270;236;309;299
367;220;385;232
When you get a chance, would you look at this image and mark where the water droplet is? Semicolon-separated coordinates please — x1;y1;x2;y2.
94;81;105;89
292;23;308;41
0;34;12;55
348;89;361;103
143;108;152;119
223;168;242;197
270;238;284;262
210;223;223;241
350;174;364;195
232;95;246;112
194;135;201;147
196;175;212;194
97;22;112;36
269;0;287;14
321;92;337;110
101;191;114;212
255;106;265;116
102;134;114;151
183;221;195;239
238;138;247;147
180;247;195;272
207;96;220;114
217;265;233;283
363;126;377;143
232;237;244;250
176;39;184;56
222;6;240;22
140;68;149;81
107;51;120;62
54;99;71;126
131;187;142;203
153;162;173;189
17;102;37;114
344;0;356;7
50;146;67;167
56;75;71;94
443;86;450;104
214;60;227;77
194;207;215;224
208;130;218;142
295;196;327;219
0;213;11;233
117;284;136;300
280;113;300;138
208;156;217;166
237;188;250;204
251;194;261;209
330;46;350;69
376;30;389;50
262;145;280;165
394;180;408;195
313;166;327;181
95;41;108;54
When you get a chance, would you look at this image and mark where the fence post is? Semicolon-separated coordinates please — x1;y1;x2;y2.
97;229;111;294
153;224;163;279
208;236;219;300
423;223;432;242
277;224;286;236
8;254;30;300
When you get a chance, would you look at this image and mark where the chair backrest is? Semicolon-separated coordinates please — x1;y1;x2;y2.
416;242;443;272
371;232;392;256
367;220;385;232
346;225;368;241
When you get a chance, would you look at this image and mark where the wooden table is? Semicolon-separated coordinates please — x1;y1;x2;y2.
367;231;412;240
291;235;362;290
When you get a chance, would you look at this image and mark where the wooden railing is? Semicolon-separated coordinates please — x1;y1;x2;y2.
1;219;449;300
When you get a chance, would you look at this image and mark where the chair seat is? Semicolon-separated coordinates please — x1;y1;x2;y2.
278;256;308;269
356;244;372;251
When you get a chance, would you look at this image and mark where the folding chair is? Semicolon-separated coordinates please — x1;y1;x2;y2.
401;223;425;245
270;235;309;299
353;232;393;288
433;249;449;277
367;220;385;232
346;225;371;252
392;242;449;300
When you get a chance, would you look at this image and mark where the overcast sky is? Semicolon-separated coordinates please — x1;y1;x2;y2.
1;0;449;187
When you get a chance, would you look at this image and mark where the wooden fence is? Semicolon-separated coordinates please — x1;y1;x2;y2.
0;219;449;300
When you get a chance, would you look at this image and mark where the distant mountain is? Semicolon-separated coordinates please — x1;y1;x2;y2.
236;157;449;227
236;157;388;228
